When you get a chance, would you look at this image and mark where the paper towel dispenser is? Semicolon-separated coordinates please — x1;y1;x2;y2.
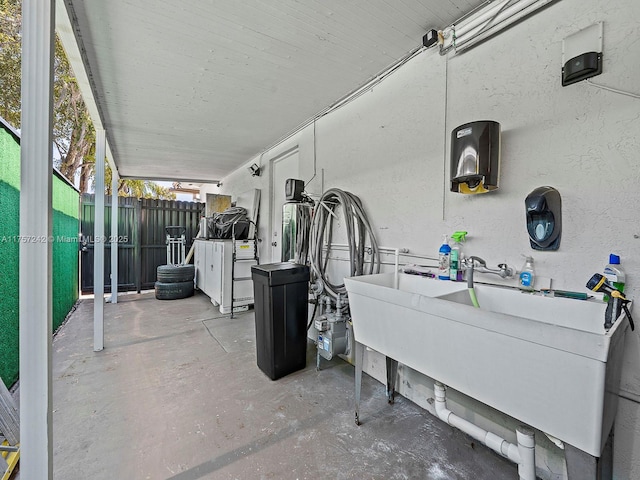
450;120;501;194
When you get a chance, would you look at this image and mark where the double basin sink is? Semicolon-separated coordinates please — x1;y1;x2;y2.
344;272;629;458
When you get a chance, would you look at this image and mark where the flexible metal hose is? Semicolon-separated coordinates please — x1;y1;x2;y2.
310;188;380;298
295;203;313;264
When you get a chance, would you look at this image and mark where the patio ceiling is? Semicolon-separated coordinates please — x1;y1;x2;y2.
57;0;485;183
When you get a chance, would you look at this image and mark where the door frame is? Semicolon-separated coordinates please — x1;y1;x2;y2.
269;146;299;263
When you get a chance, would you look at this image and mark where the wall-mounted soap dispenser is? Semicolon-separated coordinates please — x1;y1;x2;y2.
525;186;562;251
450;120;501;194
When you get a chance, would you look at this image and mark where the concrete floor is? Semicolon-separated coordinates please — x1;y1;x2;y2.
40;291;517;479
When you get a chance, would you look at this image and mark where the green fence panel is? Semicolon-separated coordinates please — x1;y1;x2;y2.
52;175;80;331
0;125;22;388
0;120;79;388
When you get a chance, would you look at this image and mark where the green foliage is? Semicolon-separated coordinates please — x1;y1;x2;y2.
53;38;97;193
0;0;21;128
105;164;176;199
0;0;177;200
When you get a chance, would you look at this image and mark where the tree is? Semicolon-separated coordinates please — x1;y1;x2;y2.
0;0;21;128
105;164;175;199
0;0;176;199
53;38;96;194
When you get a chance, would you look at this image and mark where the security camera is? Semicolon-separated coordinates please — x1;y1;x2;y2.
248;163;261;177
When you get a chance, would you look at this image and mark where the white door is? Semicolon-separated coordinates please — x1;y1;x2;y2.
270;149;299;262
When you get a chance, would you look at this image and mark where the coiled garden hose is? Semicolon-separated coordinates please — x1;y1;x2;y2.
309;188;380;299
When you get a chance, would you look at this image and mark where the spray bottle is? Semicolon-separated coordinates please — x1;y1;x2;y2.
438;235;451;280
449;231;467;282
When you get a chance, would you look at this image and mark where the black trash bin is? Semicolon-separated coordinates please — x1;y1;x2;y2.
251;262;310;380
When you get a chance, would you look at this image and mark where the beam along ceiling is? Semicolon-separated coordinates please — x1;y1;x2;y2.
60;0;485;182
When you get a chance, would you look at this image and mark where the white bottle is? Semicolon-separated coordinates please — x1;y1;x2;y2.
438;235;451;280
519;256;535;291
603;253;625;302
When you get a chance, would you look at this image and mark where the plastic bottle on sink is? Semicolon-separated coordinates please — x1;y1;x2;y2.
438;235;451;280
519;255;535;291
603;254;625;302
449;231;467;282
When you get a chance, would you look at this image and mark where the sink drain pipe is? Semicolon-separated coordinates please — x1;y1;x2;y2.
434;382;536;480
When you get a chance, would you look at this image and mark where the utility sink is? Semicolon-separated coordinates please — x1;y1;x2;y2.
436;284;608;333
344;272;629;459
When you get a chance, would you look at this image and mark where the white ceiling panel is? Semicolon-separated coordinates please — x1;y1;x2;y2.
60;0;486;182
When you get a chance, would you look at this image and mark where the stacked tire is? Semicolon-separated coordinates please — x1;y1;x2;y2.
155;264;195;300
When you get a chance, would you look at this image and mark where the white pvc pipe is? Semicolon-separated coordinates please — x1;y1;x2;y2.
464;0;550;49
447;0;515;38
392;248;399;289
434;382;535;480
442;0;552;52
374;247;401;289
461;0;540;38
326;243;402;288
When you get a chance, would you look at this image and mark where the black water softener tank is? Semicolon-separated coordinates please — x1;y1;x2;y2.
251;262;310;380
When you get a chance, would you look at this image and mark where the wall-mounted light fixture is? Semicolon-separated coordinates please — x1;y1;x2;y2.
248;163;261;177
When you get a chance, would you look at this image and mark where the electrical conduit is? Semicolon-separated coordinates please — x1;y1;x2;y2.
325;244;401;289
434;382;536;480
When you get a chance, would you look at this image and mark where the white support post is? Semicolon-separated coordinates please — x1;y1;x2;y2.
94;129;106;351
19;0;55;477
110;165;118;303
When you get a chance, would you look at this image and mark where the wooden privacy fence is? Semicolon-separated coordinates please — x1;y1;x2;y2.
80;194;204;294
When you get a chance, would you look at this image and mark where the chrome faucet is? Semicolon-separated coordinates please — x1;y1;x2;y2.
464;256;485;289
463;256;515;288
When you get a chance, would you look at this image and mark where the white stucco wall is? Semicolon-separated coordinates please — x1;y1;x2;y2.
201;0;640;477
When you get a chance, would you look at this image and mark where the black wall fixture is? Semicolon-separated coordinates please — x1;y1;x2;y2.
562;22;603;87
450;120;501;194
525;186;562;251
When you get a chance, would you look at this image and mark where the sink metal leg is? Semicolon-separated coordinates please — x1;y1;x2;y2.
316;347;321;371
386;356;398;404
355;341;364;426
565;430;613;480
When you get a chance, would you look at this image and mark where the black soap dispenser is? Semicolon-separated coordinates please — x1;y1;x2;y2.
525;186;561;251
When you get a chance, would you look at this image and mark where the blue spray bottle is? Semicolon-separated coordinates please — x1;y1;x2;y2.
438;235;451;280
